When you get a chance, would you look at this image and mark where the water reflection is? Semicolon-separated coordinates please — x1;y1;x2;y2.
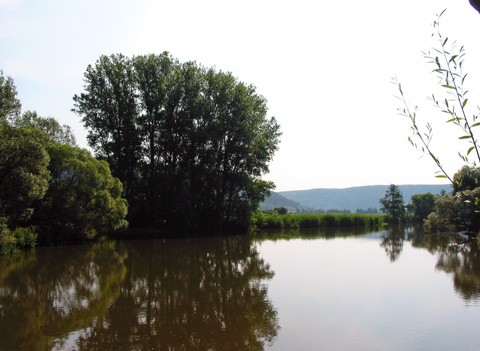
379;227;407;262
0;240;127;351
1;228;480;350
419;234;480;303
378;226;480;302
0;235;279;351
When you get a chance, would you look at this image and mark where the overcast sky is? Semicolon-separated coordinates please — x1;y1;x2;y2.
1;0;479;191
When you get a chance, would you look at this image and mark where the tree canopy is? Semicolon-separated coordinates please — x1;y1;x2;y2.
407;192;436;222
0;124;50;228
0;70;21;122
32;142;128;244
73;53;281;230
379;184;405;224
0;72;128;253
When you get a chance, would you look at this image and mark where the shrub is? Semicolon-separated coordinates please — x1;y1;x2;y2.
12;227;37;248
0;218;37;255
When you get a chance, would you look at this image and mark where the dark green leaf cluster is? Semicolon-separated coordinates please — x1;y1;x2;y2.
32;142;128;244
73;53;281;230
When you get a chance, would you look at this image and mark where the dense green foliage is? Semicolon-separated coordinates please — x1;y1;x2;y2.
0;73;128;253
73;53;281;230
379;185;405;224
407;192;436;222
253;212;384;230
31;143;128;244
424;166;480;234
452;165;480;194
0;124;51;228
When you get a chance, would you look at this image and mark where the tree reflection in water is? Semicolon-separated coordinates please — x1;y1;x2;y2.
0;235;279;351
0;240;127;351
379;227;407;262
379;226;480;302
420;233;480;303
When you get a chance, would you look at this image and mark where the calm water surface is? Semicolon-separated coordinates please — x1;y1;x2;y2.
0;227;479;350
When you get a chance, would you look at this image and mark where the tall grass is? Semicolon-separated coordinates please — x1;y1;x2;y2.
253;212;384;230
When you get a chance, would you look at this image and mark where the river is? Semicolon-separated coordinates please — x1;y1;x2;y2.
0;227;479;350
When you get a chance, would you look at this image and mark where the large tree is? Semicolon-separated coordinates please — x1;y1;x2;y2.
73;53;281;230
379;184;406;224
72;54;141;206
407;192;436;222
0;124;50;228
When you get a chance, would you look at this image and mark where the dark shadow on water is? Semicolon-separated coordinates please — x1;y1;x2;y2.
0;235;279;351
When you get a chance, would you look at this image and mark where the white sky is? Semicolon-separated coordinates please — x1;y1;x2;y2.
1;0;479;191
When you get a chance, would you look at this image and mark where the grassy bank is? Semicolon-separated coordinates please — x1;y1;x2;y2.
253;212;385;230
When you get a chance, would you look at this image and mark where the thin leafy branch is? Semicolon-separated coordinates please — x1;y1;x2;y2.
394;9;479;188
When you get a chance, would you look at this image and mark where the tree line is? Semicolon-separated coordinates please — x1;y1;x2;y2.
1;71;128;253
0;53;281;252
379;167;480;235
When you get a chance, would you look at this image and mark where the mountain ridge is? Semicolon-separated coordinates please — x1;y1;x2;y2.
262;184;451;212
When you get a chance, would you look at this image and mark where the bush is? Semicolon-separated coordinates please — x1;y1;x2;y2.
251;210;266;229
0;225;16;255
423;212;454;233
12;227;37;248
0;218;37;255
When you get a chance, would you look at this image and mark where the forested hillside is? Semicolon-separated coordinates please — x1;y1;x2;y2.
263;184;451;212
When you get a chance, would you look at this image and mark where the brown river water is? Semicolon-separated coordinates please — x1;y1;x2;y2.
0;226;479;350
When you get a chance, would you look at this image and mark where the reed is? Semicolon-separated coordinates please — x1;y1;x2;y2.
256;212;384;230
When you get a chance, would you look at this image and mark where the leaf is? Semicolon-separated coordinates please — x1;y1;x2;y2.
449;55;457;62
442;84;455;89
472;122;480;127
436;175;447;178
459;135;471;140
468;146;475;155
462;99;468;108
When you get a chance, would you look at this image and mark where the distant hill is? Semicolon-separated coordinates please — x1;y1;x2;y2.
260;192;315;212
263;184;451;212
